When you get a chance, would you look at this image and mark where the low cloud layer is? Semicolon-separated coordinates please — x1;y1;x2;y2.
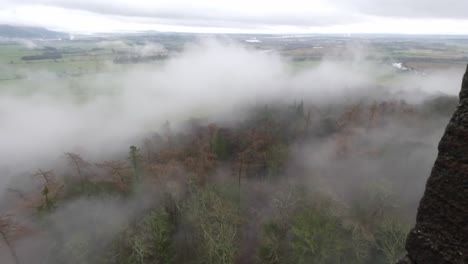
0;40;463;196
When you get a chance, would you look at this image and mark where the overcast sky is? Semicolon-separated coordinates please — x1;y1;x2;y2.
1;0;468;34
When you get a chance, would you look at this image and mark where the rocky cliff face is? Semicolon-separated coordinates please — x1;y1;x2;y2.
400;65;468;264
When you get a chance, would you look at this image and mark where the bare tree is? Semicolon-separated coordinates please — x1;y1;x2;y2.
129;146;142;181
64;152;91;188
33;169;62;211
143;138;154;162
376;217;408;264
96;160;130;189
33;169;54;185
0;214;20;264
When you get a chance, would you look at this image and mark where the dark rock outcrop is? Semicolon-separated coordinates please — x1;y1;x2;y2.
401;65;468;264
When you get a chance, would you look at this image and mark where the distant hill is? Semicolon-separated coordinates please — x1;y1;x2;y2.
0;25;68;39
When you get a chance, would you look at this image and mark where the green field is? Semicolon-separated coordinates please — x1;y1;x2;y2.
1;34;467;92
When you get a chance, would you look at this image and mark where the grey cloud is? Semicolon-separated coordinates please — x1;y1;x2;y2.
9;0;362;28
337;0;468;19
5;0;468;32
11;0;468;24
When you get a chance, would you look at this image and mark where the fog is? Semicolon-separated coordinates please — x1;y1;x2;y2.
0;38;462;199
0;39;463;263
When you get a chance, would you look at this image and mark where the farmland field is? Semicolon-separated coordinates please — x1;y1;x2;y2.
1;34;467;84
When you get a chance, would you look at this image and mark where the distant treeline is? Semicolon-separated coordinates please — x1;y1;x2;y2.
21;52;63;61
113;54;168;64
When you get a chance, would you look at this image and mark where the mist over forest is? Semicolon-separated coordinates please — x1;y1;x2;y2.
0;34;465;264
